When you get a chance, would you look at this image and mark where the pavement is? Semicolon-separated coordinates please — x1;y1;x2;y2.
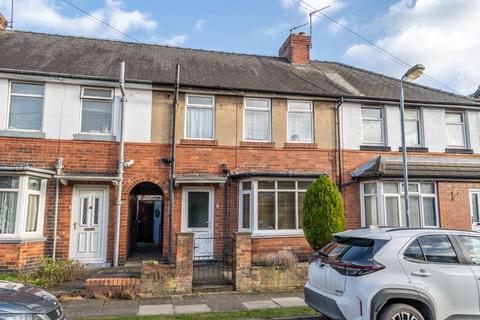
62;290;322;319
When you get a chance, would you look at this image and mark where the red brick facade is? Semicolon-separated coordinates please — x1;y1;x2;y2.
1;123;478;270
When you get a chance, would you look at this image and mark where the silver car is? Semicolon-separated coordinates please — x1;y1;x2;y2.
0;281;64;320
305;227;480;320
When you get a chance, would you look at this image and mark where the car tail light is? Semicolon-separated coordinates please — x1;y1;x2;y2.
327;259;385;276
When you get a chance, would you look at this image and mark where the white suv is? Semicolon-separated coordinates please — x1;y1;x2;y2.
304;227;480;320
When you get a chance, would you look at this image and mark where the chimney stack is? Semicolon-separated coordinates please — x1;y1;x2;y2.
0;12;7;30
279;32;311;65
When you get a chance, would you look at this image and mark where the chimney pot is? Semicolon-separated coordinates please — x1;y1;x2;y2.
278;32;311;65
0;13;7;30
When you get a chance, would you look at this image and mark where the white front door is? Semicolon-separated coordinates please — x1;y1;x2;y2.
70;186;108;264
183;188;214;260
470;191;480;231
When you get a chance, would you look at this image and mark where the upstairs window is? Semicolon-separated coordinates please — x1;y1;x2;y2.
405;109;421;146
361;107;383;144
81;87;114;135
8;82;44;131
288;100;313;142
445;111;466;147
244;98;271;141
185;95;215;140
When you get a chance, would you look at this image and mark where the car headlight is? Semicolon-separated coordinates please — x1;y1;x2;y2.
0;314;47;320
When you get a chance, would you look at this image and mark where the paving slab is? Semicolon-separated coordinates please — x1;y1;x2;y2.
138;304;174;316
235;292;270;302
272;297;307;308
203;293;245;312
174;303;211;314
101;300;139;317
171;295;207;305
242;300;280;310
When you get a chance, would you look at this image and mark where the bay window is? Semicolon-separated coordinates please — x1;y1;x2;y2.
0;175;47;238
287;100;313;142
185;95;215;139
244;98;271;141
8;82;45;131
81;87;114;135
361;181;438;228
239;179;312;234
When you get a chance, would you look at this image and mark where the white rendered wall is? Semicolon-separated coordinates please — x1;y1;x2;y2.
340;102;362;150
0;74;152;143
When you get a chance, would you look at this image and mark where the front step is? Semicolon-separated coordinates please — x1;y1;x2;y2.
193;284;235;293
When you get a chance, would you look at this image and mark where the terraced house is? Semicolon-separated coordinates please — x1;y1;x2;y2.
1;17;480;280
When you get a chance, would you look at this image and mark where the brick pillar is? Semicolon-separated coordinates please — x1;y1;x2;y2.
175;232;194;294
234;232;252;292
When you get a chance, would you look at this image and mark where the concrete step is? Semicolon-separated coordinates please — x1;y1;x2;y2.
192;284;235;293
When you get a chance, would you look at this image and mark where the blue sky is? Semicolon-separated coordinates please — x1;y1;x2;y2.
1;0;479;95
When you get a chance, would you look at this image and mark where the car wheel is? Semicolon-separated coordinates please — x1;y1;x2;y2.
378;303;425;320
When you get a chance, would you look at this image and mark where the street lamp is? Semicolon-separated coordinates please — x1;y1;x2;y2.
400;64;425;227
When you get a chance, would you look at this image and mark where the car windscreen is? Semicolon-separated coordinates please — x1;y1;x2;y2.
319;237;388;265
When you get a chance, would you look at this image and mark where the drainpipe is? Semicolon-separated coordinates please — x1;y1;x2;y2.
52;157;63;261
114;61;127;267
334;97;344;190
168;64;181;263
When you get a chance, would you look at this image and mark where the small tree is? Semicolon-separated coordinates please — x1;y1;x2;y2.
302;176;346;251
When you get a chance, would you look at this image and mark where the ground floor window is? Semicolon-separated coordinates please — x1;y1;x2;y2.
0;175;47;238
361;181;438;228
239;179;313;235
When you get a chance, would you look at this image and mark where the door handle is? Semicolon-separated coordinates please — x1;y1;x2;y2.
73;222;77;230
411;270;431;277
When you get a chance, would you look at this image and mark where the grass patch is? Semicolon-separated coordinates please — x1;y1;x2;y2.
0;274;18;281
89;307;316;320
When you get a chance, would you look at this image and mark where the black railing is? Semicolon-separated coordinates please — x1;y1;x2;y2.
192;235;233;286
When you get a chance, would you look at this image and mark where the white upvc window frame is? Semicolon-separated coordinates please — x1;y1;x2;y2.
80;86;115;135
287;100;314;143
445;110;468;148
0;175;47;239
243;98;272;142
405;108;423;147
361;106;385;145
360;180;439;228
184;94;215;140
238;178;312;237
7;81;45;132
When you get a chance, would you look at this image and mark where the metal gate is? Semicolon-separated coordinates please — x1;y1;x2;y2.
192;235;233;286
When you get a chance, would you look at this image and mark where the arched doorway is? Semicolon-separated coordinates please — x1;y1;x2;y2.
127;182;164;263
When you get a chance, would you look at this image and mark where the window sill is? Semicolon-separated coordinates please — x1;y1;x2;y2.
284;142;317;149
73;134;117;141
398;146;429;152
0;236;47;244
251;230;305;238
0;130;46;139
180;139;218;146
445;148;473;154
360;145;391;152
240;141;275;148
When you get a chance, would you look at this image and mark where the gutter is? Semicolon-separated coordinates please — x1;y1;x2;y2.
113;61;127;267
1;68;478;108
229;172;325;180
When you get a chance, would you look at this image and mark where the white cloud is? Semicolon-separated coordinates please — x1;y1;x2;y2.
280;0;346;24
0;0;157;39
260;22;290;37
344;0;480;94
194;18;206;31
160;34;187;46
